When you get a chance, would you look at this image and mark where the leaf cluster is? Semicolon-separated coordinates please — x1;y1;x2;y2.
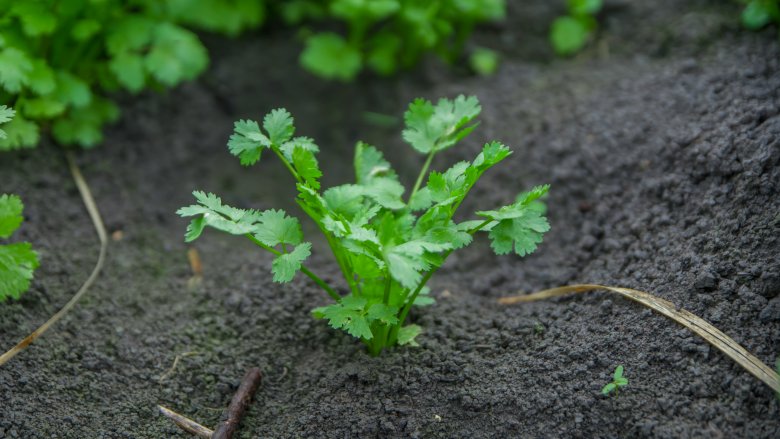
549;0;602;56
0;0;267;150
180;95;550;355
0;193;40;302
293;0;506;80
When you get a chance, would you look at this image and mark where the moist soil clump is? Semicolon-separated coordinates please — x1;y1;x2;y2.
1;1;779;437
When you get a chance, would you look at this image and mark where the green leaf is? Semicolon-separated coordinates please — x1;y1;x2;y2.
318;297;373;339
615;377;628;386
0;242;40;302
109;52;146;93
27;60;56;95
469;47;500;76
412;287;435;307
550;16;592;56
51;98;119;148
0;194;39;302
742;1;776;30
228;119;270;166
71;19;101;41
11;3;57;36
601;382;616;396
386;241;434;288
366;33;401;75
280;136;319;161
272;242;311;282
184;216;206;242
292;147;322;190
21;97;65;119
402;95;481;154
145;23;208;87
0;194;24;239
301;33;362;81
354;141;397;185
478;185;551;257
177;191;263;238
568;0;603;15
0;48;33;93
106;16;155;55
323;184;365;218
0;113;40;150
0;105;15;140
263;108;295;145
397;324;422;346
613;365;624;380
362;177;405;209
253;209;303;247
367;303;399;325
54;72;92;108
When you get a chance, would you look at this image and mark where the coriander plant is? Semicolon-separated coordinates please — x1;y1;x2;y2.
179;95;550;355
602;365;629;397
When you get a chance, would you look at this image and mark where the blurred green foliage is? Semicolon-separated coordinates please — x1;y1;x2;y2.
549;0;602;56
291;0;506;80
740;0;780;30
0;0;240;150
0;0;504;150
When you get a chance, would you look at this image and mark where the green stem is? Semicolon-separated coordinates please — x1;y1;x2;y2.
387;218;494;345
295;200;360;297
272;147;303;184
407;149;436;205
245;234;340;301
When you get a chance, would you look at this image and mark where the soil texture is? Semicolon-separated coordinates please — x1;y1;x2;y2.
1;1;779;438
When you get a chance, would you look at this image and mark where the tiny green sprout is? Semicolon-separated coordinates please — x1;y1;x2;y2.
602;365;629;397
533;321;545;335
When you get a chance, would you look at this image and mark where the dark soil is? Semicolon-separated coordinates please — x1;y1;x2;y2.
2;1;779;438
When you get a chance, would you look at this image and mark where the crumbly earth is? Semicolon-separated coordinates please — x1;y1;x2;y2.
1;1;779;438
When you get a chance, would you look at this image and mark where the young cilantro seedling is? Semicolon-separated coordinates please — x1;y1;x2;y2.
179;95;550;355
0;193;40;302
602;365;629;397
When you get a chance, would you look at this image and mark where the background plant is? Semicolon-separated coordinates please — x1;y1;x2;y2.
0;0;274;150
179;95;550;355
549;0;602;56
290;0;506;80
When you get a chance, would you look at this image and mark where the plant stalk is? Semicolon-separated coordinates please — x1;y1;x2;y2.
407;149;436;205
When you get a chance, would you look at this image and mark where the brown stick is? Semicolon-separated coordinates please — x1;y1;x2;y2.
157;405;214;438
212;367;263;439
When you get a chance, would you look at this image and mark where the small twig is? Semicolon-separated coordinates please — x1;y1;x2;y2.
159;351;200;384
213;367;263;439
0;151;108;366
157;406;213;438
